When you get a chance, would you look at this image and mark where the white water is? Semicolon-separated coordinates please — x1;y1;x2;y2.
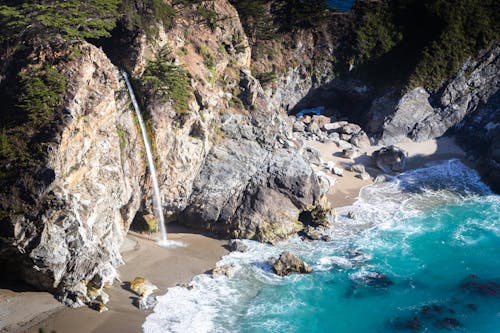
122;71;174;246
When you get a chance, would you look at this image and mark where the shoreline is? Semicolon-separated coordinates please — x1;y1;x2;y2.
0;224;228;333
0;136;468;333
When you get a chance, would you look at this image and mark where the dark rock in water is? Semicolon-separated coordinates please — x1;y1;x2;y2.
363;272;393;288
435;317;460;330
459;274;500;297
466;303;478;311
228;239;249;252
301;225;322;241
321;235;332;242
347;211;356;219
272;251;312;276
392;316;422;331
372;145;407;173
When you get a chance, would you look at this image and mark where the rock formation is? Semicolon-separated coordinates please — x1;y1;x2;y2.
272;251;312;276
372;146;408;173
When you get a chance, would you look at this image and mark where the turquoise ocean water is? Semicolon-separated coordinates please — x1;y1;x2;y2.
144;160;500;332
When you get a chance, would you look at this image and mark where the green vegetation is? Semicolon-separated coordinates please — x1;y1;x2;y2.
0;63;66;185
0;0;121;42
229;0;276;41
141;48;191;113
350;0;499;90
119;0;177;39
254;70;277;86
17;65;66;127
116;127;128;152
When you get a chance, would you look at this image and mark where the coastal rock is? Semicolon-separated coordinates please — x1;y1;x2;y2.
381;44;499;145
272;251;312;276
0;41;143;304
129;277;158;298
372;146;407;173
228;239;249;252
302;225;322;241
133;294;158;310
212;264;237;278
350;131;371;149
349;164;366;174
342;148;360;159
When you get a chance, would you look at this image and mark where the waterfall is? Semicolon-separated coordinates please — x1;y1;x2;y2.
122;71;172;246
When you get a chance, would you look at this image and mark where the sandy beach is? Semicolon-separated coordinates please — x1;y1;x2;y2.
0;136;467;333
0;224;227;333
305;136;466;208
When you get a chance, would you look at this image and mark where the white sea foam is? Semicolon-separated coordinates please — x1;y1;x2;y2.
143;160;497;333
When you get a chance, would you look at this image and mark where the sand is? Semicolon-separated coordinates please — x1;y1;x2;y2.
0;224;227;333
305;136;466;208
0;135;467;333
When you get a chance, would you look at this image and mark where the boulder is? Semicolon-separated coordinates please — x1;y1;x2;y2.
350;131;371;149
311;115;331;130
340;123;362;135
342;148;360;159
302;225;322;240
356;172;371;181
212;264;237;278
272;251;312;276
133;294;158;310
372;146;407;173
292;121;306;132
129;277;158;298
349;164;366;174
228;239;249;252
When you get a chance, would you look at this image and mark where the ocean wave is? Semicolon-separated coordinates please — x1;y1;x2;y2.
143;160;499;332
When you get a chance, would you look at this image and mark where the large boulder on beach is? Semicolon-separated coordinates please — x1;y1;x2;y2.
272;251;312;276
372;146;408;173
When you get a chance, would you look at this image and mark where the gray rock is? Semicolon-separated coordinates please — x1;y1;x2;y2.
372;146;408;173
350;131;371;149
293;121;306;132
381;44;499;145
307;122;321;134
332;167;344;177
228;239;249;252
272;251;312;276
350;164;366;174
302;225;322;240
342;148;360;159
356;172;371;180
341;123;362;135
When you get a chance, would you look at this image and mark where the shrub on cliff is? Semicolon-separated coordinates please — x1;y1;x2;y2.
350;0;499;90
141;48;191;113
0;0;121;43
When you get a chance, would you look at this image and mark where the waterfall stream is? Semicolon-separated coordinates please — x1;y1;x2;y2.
122;71;177;247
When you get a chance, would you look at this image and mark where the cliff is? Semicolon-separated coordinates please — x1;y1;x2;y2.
0;0;332;305
0;0;498;307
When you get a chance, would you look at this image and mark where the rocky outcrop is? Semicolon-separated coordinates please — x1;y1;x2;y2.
456;92;500;192
380;44;499;144
272;251;312;276
0;41;144;305
372;146;407;173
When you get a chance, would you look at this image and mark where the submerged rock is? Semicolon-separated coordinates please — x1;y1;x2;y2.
459;274;500;297
435;317;461;330
272;251;312;276
372;146;407;173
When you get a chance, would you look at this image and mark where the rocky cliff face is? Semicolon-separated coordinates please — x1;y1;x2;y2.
380;44;500;145
456;92;500;192
0;0;332;304
0;41;144;304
